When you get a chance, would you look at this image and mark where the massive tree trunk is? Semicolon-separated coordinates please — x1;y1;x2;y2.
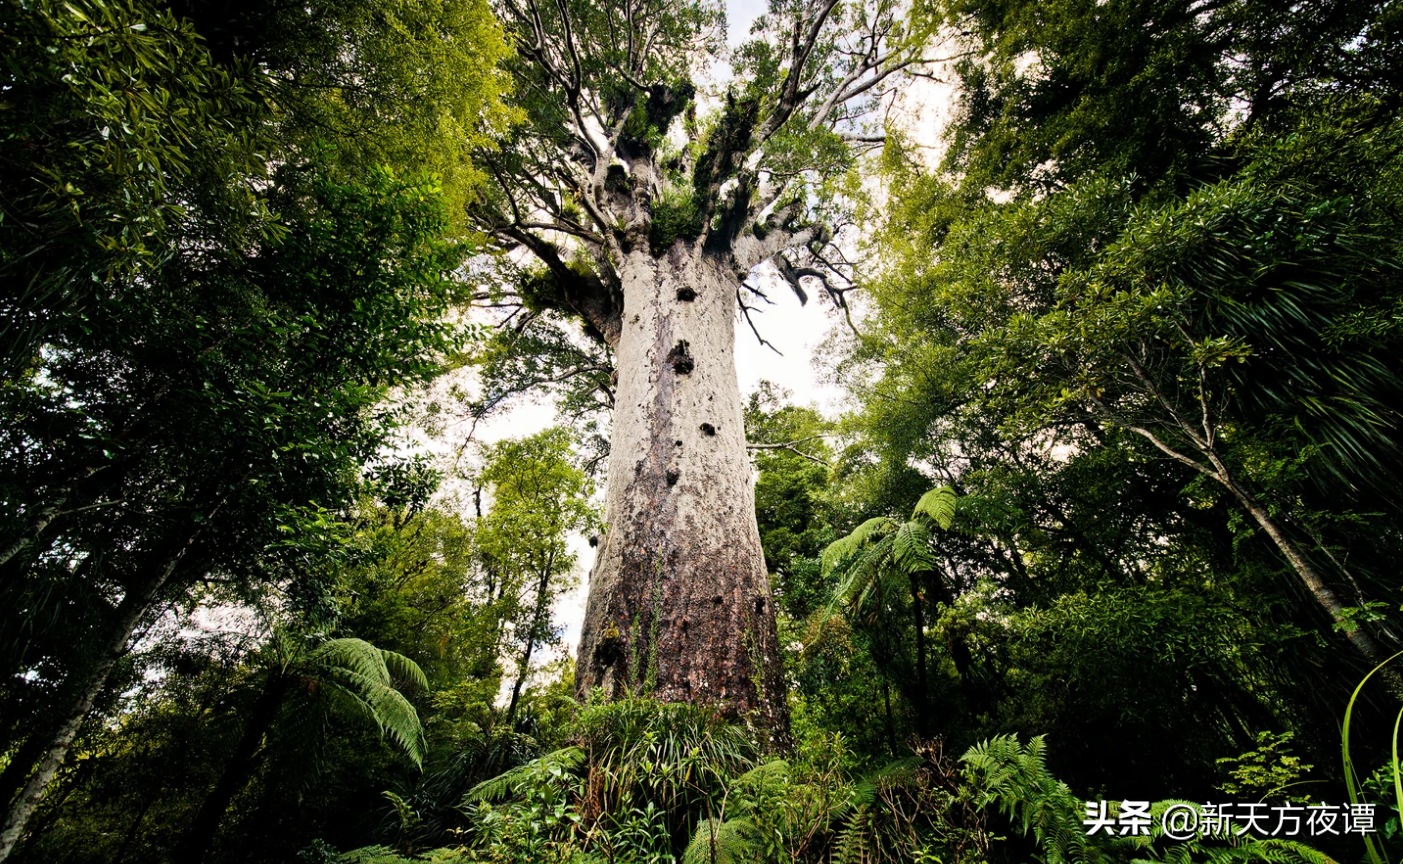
476;0;924;749
574;245;789;743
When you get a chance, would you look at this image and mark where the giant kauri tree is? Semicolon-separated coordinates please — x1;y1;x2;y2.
473;0;938;735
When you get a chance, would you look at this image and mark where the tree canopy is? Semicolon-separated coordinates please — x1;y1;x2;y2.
5;0;1403;861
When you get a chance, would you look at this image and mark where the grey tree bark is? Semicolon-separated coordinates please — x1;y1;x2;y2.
575;247;788;739
0;534;193;864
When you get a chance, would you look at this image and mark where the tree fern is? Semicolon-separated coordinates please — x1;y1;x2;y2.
682;817;762;864
819;486;958;615
461;746;585;803
892;522;936;573
309;639;429;767
821;517;898;577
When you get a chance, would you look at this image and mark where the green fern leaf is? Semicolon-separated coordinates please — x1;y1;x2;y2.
821;517;897;576
683;817;760;864
893;521;936;572
912;486;957;529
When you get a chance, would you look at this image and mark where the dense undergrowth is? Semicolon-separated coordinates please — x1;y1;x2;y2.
306;699;1354;864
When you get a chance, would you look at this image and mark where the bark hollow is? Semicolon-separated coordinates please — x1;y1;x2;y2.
575;245;789;742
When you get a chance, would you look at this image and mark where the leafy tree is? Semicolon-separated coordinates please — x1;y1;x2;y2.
339;504;508;738
743;383;840;618
0;4;516;855
829;0;1403;790
0;162;469;861
819;487;958;735
970;116;1403;668
475;429;598;724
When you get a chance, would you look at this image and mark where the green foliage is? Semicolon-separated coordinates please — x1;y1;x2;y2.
684;816;763;864
0;0;514;855
649;186;706;251
171;0;518;219
965;735;1338;864
300;638;430;768
838;0;1403;802
820;486;955;588
475;428;598;724
463;747;586;804
10;0;1403;859
332;845;470;863
1217;733;1315;804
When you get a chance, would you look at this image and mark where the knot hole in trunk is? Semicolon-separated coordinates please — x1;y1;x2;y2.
700;423;716;436
667;340;694;374
676;286;697;302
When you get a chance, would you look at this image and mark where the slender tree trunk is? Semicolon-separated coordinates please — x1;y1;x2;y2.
506;567;554;725
1212;468;1386;666
881;679;896;756
1130;420;1394;676
907;573;929;735
575;246;789;742
0;496;68;570
176;676;289;864
929;569;976;683
0;537;192;864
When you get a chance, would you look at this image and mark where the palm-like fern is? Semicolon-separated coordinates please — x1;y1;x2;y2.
305;638;430;767
818;486;957;727
821;488;956;581
179;634;429;864
821;486;956;616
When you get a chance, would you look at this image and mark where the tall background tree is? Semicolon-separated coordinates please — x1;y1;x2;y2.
0;0;511;857
474;429;599;725
833;0;1403;793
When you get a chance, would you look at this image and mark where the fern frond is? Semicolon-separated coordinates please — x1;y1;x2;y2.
821;517;897;576
893;521;936;573
831;535;896;615
731;759;789;802
310;638;392;685
912;485;958;529
311;641;427;767
381;648;429;691
462;746;585;803
682;817;760;864
833;805;871;864
324;678;427;767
